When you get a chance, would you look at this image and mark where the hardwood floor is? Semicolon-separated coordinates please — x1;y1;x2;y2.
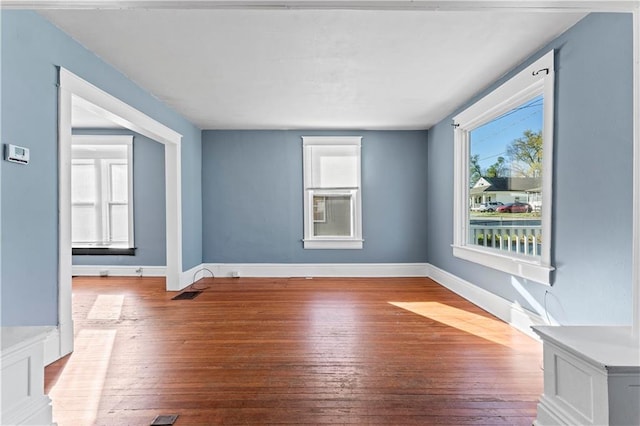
45;277;542;425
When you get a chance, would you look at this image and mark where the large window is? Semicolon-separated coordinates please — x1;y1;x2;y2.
452;51;554;285
71;135;134;251
303;136;363;249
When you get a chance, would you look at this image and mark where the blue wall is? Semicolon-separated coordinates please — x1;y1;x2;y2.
1;11;202;326
202;130;428;263
71;130;166;267
1;10;634;329
427;13;633;325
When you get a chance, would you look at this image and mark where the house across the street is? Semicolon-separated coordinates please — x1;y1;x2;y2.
470;176;542;211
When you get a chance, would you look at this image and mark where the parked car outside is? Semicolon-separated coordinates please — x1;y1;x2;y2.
495;202;532;213
471;202;504;212
481;201;503;212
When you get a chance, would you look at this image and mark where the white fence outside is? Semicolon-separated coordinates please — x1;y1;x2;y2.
469;222;542;256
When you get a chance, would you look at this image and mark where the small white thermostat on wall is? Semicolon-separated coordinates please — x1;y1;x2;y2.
5;144;30;164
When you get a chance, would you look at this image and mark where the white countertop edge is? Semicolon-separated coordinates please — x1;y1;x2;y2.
1;326;56;354
532;325;640;370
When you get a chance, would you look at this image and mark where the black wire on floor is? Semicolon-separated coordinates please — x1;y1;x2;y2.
188;267;214;291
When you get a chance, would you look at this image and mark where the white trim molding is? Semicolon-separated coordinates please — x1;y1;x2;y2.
452;50;555;286
42;328;61;366
631;4;640;339
71;134;135;250
71;265;167;277
197;263;429;278
3;1;639;12
180;263;210;289
302;136;363;250
57;67;184;364
428;264;547;339
452;245;554;287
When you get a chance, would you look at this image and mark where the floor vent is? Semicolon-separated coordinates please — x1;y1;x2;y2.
150;414;179;425
171;291;202;300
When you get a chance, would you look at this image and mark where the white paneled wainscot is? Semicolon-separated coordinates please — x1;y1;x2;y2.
1;327;56;425
532;326;639;426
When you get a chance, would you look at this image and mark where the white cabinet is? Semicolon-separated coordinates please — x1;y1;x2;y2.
532;326;640;426
1;327;56;426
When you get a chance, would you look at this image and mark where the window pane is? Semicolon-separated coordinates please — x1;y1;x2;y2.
71;139;133;248
110;163;128;203
313;195;352;237
313;196;326;222
468;95;543;257
310;146;358;188
72;205;97;243
71;163;96;203
109;204;129;243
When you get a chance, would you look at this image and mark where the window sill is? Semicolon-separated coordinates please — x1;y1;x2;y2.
303;239;363;250
452;244;553;285
72;247;136;256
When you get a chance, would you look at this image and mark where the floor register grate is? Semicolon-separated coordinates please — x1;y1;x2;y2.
150;414;179;425
171;291;202;300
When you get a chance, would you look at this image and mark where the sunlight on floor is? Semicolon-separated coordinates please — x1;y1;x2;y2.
388;301;524;349
87;295;125;320
49;293;123;425
49;329;117;426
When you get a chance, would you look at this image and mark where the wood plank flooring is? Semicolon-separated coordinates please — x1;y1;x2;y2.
45;277;542;425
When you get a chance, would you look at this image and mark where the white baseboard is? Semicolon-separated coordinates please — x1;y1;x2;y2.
43;327;60;366
427;264;547;340
72;265;166;277
197;263;429;278
180;263;215;289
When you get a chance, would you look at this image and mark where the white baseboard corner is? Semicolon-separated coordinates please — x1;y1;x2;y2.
180;263;215;289
43;327;61;366
427;264;546;340
72;265;166;277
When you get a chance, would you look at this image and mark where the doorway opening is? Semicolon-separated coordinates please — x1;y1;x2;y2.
56;68;183;360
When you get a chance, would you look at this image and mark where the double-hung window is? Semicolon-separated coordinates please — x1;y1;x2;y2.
452;51;555;285
71;135;134;251
303;136;363;249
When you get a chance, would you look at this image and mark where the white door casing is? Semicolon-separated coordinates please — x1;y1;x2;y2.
57;68;183;359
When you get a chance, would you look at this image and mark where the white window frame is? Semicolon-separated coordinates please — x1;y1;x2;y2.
452;51;555;285
302;136;363;249
71;135;134;249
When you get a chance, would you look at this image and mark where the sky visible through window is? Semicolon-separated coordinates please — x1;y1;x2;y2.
471;95;543;173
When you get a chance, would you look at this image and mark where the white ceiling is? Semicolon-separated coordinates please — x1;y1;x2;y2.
38;7;586;130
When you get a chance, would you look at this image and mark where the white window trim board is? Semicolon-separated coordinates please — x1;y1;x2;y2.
302;239;364;249
302;136;362;147
452;50;555;286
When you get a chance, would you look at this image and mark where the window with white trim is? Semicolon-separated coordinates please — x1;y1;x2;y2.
71;135;134;250
303;136;363;249
452;51;555;285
